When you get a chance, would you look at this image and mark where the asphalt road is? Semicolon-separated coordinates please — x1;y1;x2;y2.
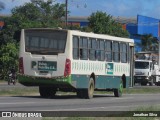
0;82;160;112
0;93;160;111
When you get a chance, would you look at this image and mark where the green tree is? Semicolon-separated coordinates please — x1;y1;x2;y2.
88;11;129;37
0;0;66;80
11;0;65;29
0;43;18;79
0;17;18;46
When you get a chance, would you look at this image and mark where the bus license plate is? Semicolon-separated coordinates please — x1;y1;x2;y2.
38;61;57;71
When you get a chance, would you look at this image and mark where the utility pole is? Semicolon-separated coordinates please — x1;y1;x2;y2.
65;0;86;28
158;38;160;66
65;0;68;28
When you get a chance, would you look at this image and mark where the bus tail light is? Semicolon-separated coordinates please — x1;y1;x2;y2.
64;59;71;77
19;57;24;74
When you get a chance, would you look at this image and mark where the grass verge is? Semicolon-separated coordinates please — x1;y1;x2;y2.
124;87;160;94
0;87;39;96
0;85;160;96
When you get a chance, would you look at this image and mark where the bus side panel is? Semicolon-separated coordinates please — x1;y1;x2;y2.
71;75;130;89
95;76;120;89
71;75;89;89
94;76;130;89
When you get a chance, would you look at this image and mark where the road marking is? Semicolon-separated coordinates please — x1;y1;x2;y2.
39;106;106;111
40;104;160;111
39;105;138;111
113;97;134;99
40;103;160;111
0;96;134;105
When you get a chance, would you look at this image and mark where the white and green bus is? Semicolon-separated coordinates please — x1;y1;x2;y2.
18;28;134;99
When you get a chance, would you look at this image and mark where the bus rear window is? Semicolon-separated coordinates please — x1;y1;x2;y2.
25;29;67;55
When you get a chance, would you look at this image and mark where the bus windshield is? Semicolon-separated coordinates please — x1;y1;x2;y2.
25;29;67;55
135;61;149;69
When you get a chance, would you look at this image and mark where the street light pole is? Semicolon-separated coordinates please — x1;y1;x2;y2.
158;38;160;66
65;0;68;28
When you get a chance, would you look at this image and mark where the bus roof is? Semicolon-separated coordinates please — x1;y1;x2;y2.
69;30;134;43
23;28;134;43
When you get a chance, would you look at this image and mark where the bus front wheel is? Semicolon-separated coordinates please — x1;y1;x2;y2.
114;81;123;97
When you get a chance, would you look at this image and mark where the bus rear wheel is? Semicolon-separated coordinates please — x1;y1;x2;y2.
39;86;56;98
114;81;123;97
84;78;94;99
77;89;83;98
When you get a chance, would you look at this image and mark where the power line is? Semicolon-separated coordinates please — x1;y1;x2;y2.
64;0;87;28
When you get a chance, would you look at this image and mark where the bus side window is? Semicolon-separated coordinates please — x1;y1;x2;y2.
105;41;112;62
100;40;105;61
113;42;120;62
73;36;79;59
96;39;105;61
120;43;127;63
89;38;96;61
80;37;88;60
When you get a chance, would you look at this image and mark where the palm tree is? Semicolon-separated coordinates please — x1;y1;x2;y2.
141;34;158;51
149;37;159;51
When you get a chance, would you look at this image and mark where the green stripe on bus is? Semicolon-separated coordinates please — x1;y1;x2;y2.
18;74;72;85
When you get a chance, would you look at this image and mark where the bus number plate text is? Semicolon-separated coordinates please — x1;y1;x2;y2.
38;61;57;71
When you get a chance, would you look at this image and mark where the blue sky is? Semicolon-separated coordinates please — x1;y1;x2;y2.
1;0;160;19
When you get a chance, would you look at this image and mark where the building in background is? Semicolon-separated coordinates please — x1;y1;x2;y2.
67;16;89;27
133;15;160;52
0;14;10;30
0;19;4;30
68;15;160;52
0;14;159;52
